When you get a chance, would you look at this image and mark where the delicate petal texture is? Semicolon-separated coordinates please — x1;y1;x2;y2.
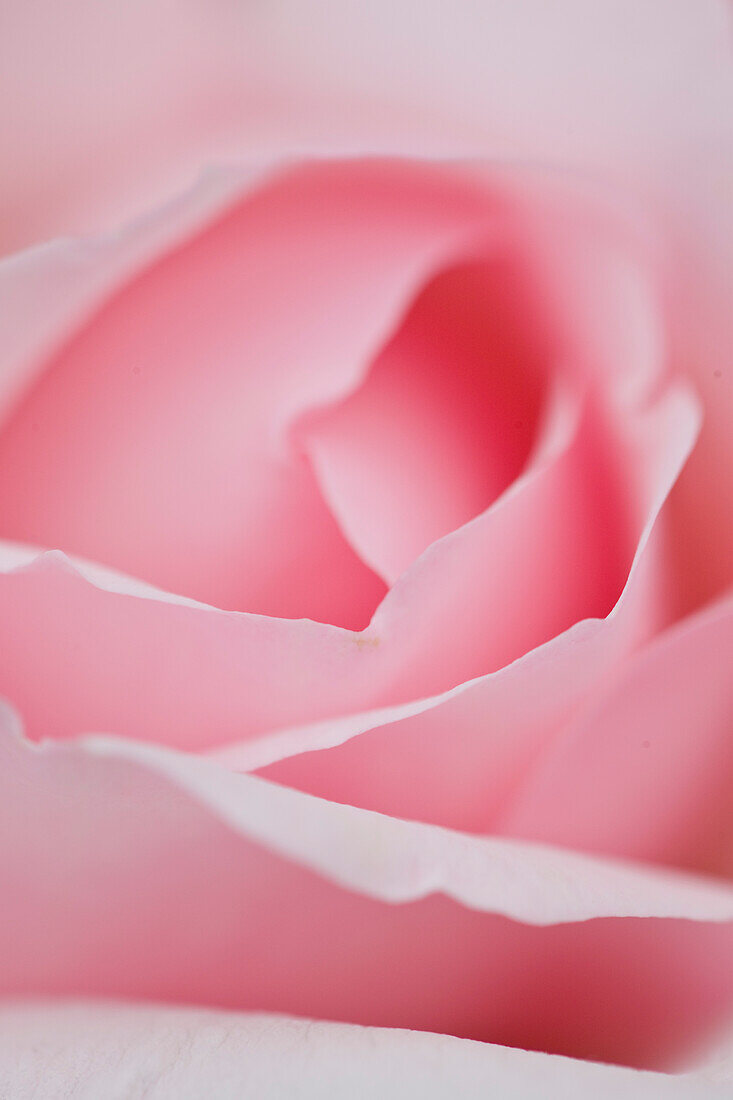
501;594;733;877
0;160;670;639
664;178;733;613
1;5;732;1086
0;160;507;624
254;392;698;831
0;157;700;749
0;371;694;754
299;257;551;584
87;733;733;925
0;165;262;421
687;1022;733;1085
0;1004;729;1100
3;2;730;611
1;2;730;252
363;385;693;698
2;705;733;1071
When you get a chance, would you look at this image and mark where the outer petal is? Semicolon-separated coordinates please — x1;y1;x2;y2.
663;173;733;613
0;1003;728;1100
1;2;730;252
2;705;733;1070
499;593;733;877
687;1021;733;1085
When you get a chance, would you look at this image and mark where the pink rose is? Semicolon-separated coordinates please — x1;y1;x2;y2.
1;2;732;1095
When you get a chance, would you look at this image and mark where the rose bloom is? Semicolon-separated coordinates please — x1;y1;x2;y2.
1;2;733;1097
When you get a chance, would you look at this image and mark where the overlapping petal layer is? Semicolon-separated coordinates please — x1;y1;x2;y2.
0;1;732;1090
501;594;733;877
0;157;698;752
1;703;733;1070
0;160;506;624
0;369;693;754
0;1003;729;1099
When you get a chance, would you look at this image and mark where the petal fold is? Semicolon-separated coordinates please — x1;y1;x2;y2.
0;1003;729;1100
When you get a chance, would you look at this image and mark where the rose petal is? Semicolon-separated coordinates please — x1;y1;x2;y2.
298;173;667;589
498;593;733;877
0;1003;728;1100
299;255;552;584
86;732;733;925
2;705;733;1069
1;2;730;252
663;169;733;614
0;160;503;623
5;5;731;617
244;389;698;833
0;372;695;754
685;1020;733;1085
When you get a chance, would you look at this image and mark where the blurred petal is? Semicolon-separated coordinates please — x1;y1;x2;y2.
686;1020;733;1084
663;169;733;613
1;2;730;251
0;1003;728;1100
500;593;733;877
2;704;733;1069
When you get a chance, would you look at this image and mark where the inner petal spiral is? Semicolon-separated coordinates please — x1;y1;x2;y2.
298;257;550;585
0;183;552;629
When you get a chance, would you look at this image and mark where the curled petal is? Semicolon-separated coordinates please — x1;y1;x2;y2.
0;1002;728;1100
1;707;733;1069
500;593;733;877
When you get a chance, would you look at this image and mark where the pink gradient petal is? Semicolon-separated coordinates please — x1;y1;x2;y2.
686;1021;733;1085
662;173;733;614
499;593;733;877
0;159;671;644
1;3;730;254
1;705;733;1071
3;6;732;618
4;5;731;619
296;169;667;595
0;160;505;623
0;374;696;756
0;165;256;421
0;546;375;749
254;388;699;831
363;393;624;695
299;256;549;584
0;1004;728;1100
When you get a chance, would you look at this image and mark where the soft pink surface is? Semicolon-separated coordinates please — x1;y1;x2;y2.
502;595;733;877
259;594;733;875
2;1;732;612
0;160;695;714
1;3;729;254
0;368;693;753
299;257;549;584
2;1004;728;1099
0;161;661;640
0;161;502;626
1;2;732;1082
2;705;733;1072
